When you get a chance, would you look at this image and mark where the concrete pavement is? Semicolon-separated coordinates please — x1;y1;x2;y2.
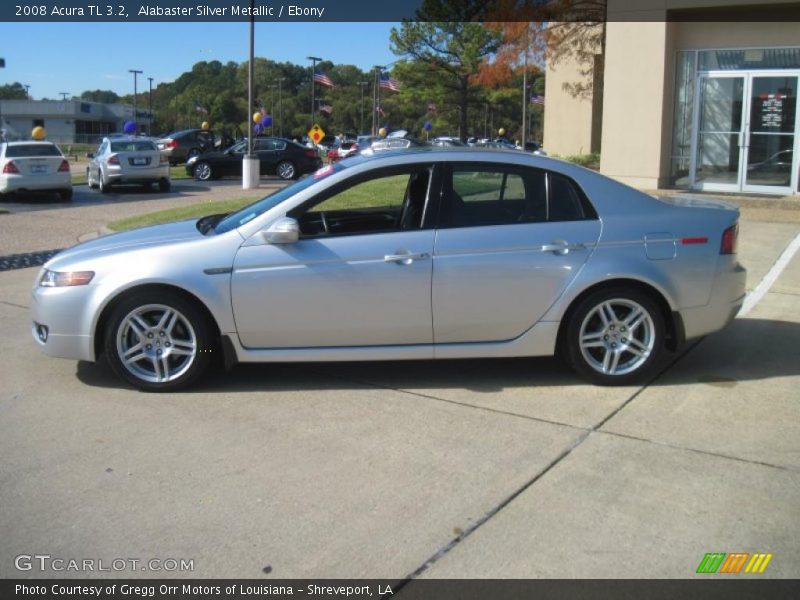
0;189;798;580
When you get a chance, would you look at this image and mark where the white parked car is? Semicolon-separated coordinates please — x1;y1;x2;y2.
0;141;72;201
87;137;170;193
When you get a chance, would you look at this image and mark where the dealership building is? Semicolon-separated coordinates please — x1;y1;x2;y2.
544;0;800;196
0;99;150;144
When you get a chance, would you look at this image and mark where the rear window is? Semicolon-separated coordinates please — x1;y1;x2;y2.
5;144;62;157
110;141;157;152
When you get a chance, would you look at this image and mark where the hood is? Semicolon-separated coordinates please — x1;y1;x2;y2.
46;219;204;269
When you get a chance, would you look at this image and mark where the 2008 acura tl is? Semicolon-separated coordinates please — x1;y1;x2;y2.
31;148;746;391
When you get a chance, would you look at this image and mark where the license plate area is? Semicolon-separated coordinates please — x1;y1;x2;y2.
129;157;151;166
30;164;48;174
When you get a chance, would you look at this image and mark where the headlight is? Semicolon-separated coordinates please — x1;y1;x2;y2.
39;269;94;287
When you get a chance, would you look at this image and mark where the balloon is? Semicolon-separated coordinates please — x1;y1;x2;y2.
201;121;210;130
498;128;506;136
423;121;433;132
253;123;262;134
252;112;263;124
123;120;136;134
261;115;272;127
31;126;46;140
378;127;387;137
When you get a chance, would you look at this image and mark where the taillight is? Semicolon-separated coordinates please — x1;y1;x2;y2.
107;154;120;165
2;160;19;174
305;149;317;159
720;223;738;255
159;154;169;163
58;159;70;172
166;140;178;149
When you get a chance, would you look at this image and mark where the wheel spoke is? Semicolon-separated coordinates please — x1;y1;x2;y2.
159;356;171;380
124;351;147;365
128;315;149;339
151;356;162;381
581;331;605;348
625;308;645;331
122;342;143;359
607;349;621;374
171;339;195;356
628;337;649;354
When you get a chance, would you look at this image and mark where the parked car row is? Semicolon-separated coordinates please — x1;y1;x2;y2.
186;138;322;181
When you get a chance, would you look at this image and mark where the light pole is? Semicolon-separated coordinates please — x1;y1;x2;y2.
359;81;368;135
243;0;258;189
147;77;154;136
371;65;385;135
276;77;285;137
23;84;30;99
129;69;142;134
59;92;70;101
307;56;322;127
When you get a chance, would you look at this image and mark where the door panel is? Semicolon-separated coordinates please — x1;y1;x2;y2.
432;221;600;344
231;230;435;348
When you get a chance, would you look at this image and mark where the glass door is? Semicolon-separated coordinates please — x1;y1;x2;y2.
692;74;745;192
743;74;799;194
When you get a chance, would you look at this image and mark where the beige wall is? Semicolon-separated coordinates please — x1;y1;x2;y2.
543;57;596;157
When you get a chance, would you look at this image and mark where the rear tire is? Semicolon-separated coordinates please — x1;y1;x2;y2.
59;188;73;202
194;161;212;181
561;287;665;386
103;290;214;392
98;171;111;194
158;178;171;192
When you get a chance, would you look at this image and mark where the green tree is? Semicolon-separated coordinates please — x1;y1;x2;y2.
80;89;120;103
0;82;28;100
390;0;502;140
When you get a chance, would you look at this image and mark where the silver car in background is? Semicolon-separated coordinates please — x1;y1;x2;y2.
31;148;745;391
87;137;171;193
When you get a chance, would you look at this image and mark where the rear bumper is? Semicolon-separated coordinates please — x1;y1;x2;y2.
1;172;71;193
680;259;747;340
106;165;170;183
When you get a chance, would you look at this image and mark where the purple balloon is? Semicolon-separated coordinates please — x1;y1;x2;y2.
423;121;432;131
123;120;136;134
261;115;272;127
253;123;262;134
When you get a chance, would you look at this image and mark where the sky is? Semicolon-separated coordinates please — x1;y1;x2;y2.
0;22;399;99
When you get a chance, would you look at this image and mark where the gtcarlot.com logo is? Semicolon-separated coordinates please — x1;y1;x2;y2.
15;554;194;572
696;552;773;574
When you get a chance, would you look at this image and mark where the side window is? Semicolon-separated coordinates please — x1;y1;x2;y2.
548;172;592;221
291;168;432;238
443;167;546;227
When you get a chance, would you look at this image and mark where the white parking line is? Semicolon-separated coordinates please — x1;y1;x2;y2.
739;231;800;316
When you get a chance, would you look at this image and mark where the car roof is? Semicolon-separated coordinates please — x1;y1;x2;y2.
4;140;57;146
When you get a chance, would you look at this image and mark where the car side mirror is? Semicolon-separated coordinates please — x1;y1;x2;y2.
86;153;94;159
262;217;299;245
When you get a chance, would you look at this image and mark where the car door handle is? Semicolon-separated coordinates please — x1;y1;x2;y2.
541;240;585;255
384;252;430;264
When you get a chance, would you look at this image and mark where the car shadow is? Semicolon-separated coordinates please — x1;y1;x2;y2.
74;317;800;393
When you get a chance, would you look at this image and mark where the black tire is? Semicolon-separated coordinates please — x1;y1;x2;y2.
98;171;112;194
158;178;171;192
103;290;214;392
194;161;212;181
59;188;73;202
560;287;666;386
87;167;98;189
276;160;296;180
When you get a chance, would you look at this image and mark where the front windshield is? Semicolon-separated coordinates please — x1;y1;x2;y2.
214;165;343;234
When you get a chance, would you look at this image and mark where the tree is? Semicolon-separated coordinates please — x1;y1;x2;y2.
390;0;502;141
80;89;120;104
0;82;28;100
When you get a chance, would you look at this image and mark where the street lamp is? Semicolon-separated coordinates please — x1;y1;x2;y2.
359;81;368;135
129;69;142;134
147;77;154;136
307;56;322;126
243;0;259;189
276;77;285;137
59;92;70;101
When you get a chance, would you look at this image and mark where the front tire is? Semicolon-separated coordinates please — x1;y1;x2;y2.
158;178;171;192
561;287;665;385
59;188;73;202
277;160;296;180
194;161;212;181
103;291;214;392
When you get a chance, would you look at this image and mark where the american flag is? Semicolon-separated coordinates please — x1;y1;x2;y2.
313;70;335;88
379;72;400;93
194;101;208;114
531;94;545;105
319;102;333;115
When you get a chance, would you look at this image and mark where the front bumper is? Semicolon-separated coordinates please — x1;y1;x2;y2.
31;280;96;362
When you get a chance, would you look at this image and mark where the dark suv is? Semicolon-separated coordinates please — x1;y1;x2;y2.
156;129;221;165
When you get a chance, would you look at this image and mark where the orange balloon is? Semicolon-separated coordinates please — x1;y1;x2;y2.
252;112;263;124
32;126;46;140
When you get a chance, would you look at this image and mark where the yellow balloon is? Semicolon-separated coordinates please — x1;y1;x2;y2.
32;126;46;140
378;127;387;137
498;128;506;136
252;112;263;124
201;121;210;130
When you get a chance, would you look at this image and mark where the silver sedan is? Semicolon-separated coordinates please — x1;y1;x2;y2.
87;136;171;193
31;148;745;391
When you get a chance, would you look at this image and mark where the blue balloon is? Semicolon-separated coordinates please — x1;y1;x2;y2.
423;121;432;131
261;115;272;127
123;120;136;134
253;123;262;134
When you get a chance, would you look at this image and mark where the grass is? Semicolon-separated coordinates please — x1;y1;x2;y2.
561;153;601;170
72;166;190;186
107;197;259;231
